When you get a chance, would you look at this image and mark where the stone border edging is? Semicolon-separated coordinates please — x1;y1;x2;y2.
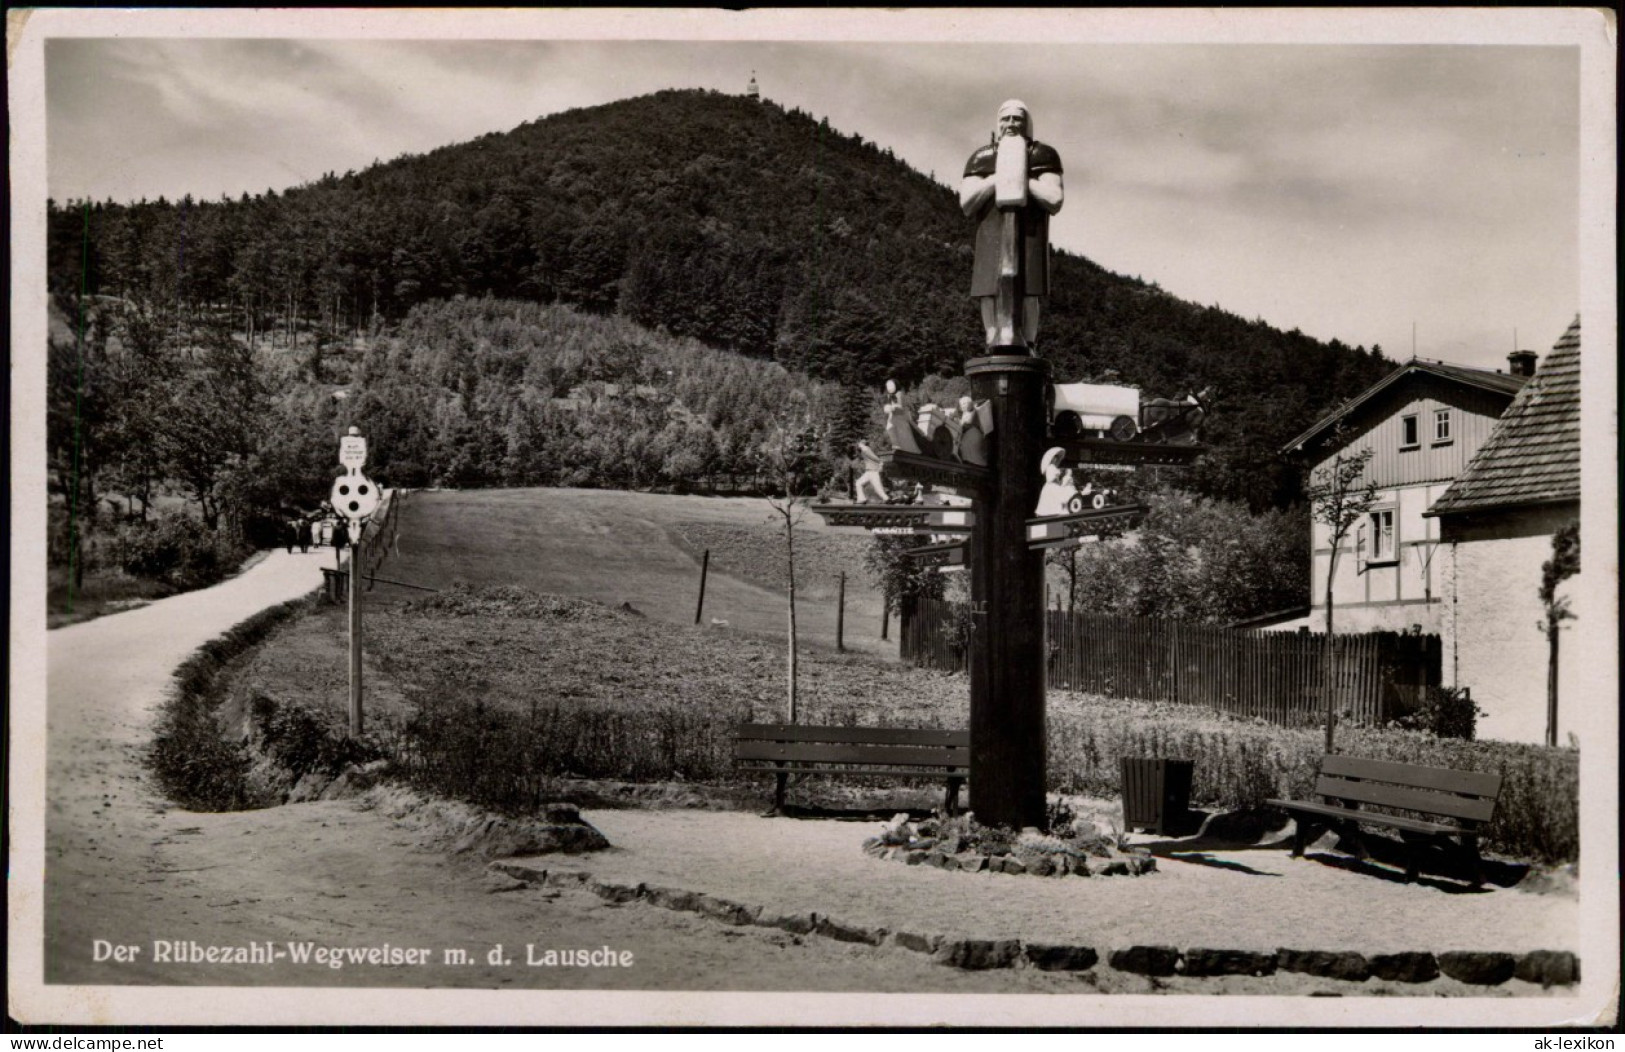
486;861;1579;988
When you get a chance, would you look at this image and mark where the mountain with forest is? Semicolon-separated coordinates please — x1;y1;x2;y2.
48;87;1393;511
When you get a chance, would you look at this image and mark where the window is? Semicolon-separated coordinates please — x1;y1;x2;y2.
1400;414;1419;449
1368;509;1395;562
1433;408;1453;444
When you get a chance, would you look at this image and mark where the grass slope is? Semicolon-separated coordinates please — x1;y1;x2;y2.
374;487;889;652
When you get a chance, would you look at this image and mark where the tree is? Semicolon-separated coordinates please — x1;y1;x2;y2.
157;321;265;532
1045;485;1308;624
1047;544;1082;614
760;406;822;724
863;532;947;638
1303;440;1379;752
1537;522;1580;747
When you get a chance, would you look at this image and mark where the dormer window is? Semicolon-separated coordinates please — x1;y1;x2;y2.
1433;408;1453;445
1400;414;1419;450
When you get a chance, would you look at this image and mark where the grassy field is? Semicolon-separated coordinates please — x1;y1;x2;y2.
369;487;891;653
49;568;173;629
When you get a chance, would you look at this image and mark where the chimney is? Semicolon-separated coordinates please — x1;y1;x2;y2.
1508;350;1538;378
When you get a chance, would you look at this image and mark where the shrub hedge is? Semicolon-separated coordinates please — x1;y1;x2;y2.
1048;707;1579;864
149;592;320;810
377;697;751;816
375;685;1577;862
113;513;254;591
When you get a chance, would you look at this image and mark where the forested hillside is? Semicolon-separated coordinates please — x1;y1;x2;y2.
49;87;1392;512
346;299;840;490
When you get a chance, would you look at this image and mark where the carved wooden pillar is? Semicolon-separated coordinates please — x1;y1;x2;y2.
966;354;1049;829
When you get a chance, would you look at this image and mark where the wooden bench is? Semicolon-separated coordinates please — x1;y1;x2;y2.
1266;755;1502;887
733;724;969;815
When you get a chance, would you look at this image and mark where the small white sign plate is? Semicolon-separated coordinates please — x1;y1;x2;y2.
339;435;368;469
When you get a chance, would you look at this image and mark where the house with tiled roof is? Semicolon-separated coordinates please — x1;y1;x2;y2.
1279;355;1530;636
1426;318;1582;745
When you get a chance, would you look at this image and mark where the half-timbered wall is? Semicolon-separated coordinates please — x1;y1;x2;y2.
1306;376;1515;633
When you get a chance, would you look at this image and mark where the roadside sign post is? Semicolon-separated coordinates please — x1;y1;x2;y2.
331;427;378;738
348;521;365;738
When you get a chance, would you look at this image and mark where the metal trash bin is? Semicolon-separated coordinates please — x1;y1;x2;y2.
1120;757;1194;835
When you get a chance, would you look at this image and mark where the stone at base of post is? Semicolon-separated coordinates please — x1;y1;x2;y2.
965;354;1050;830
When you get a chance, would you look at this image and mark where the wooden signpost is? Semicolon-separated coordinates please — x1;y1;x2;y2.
963;354;1049;825
1053;436;1206;469
877;450;990;499
808;102;1208;830
902;541;968;569
809;503;975;532
815;399;1207;828
1026;503;1149;551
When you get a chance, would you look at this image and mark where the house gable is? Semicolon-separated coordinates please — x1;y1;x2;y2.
1285;357;1525;635
1428;318;1581;520
1282;359;1525;463
1303;376;1521;490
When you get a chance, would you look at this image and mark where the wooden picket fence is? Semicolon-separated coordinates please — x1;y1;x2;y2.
355;487;403;580
902;598;1439;728
324;488;406;602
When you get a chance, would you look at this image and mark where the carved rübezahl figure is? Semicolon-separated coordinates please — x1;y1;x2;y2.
960;99;1065;353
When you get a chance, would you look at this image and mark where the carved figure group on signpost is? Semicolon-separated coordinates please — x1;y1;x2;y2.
1033;448;1073;517
1034;450;1115;519
883;380;923;456
1050;380;1209;445
853;441;888;504
876;379;995;482
959;99;1065;352
950;395;991;467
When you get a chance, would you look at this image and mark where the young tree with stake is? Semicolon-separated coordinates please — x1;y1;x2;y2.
761;407;823;724
1304;441;1379;753
1537;522;1580;747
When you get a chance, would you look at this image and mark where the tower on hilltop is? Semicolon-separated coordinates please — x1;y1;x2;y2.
747;71;760;101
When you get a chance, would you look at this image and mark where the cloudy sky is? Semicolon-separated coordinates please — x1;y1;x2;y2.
37;10;1599;372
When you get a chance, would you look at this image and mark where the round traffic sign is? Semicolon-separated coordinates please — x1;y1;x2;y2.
331;472;381;521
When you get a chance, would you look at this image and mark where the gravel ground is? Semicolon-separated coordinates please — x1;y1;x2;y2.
537;809;1577;957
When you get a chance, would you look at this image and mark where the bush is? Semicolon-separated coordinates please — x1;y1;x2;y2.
148;593;319;810
379;696;750;816
1390;685;1482;739
148;689;259;811
250;695;381;782
112;513;252;591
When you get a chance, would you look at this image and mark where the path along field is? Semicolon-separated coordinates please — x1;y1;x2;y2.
372;487;891;654
31;550;1220;1024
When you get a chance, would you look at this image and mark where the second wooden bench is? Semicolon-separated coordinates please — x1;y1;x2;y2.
733;723;969;815
1267;754;1502;887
